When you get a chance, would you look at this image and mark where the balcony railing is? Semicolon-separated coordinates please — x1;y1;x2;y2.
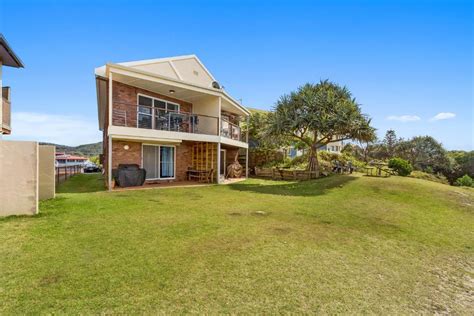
111;102;247;142
112;102;219;136
221;119;241;141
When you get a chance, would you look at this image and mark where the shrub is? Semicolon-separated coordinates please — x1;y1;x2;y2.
455;174;473;187
410;170;449;185
287;154;308;169
340;153;366;169
388;158;413;176
319;151;339;162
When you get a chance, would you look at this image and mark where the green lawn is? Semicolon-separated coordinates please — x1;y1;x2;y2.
1;174;473;314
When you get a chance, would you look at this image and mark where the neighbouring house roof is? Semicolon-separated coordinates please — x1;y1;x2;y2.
0;34;24;68
55;152;88;160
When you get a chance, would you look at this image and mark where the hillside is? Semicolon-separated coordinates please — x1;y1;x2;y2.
40;142;102;157
1;174;473;314
248;107;270;114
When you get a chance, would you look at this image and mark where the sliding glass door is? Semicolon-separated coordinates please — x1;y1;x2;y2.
160;146;175;178
142;145;175;180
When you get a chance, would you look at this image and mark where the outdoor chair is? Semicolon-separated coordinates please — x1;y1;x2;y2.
199;169;214;183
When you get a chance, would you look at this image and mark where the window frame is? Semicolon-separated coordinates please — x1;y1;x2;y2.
141;144;177;180
136;93;181;129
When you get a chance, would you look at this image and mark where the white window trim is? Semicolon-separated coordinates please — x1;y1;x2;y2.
141;143;177;180
136;93;181;129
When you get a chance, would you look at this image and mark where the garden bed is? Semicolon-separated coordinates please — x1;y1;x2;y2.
254;167;326;180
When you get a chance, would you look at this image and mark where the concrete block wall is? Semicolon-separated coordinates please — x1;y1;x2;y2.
0;141;56;216
38;145;55;200
0;141;39;216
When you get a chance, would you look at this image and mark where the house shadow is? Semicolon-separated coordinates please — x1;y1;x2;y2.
228;175;358;197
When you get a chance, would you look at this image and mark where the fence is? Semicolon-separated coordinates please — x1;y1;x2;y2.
255;167;320;181
56;164;83;184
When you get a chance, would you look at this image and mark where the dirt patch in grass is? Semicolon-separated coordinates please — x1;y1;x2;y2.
39;273;63;287
273;227;293;235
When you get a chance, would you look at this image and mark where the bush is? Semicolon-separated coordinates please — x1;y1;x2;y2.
410;171;449;185
287;154;308;169
455;174;473;187
388;158;413;176
319;151;340;162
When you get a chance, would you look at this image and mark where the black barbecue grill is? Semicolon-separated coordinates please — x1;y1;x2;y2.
112;164;146;187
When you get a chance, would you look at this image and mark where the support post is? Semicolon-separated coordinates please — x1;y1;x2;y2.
107;72;113;191
245;116;249;178
0;60;3;137
245;147;249;179
217;142;221;184
108;137;112;189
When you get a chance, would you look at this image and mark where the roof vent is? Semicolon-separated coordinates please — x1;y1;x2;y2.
212;81;221;89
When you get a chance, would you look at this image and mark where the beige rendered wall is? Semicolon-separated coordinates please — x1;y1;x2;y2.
38;145;55;200
172;58;214;87
193;96;220;135
0;140;39;216
132;62;179;80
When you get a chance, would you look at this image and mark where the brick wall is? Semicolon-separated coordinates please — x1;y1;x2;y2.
111;140;194;182
112;81;193;127
175;141;193;181
112;140;142;168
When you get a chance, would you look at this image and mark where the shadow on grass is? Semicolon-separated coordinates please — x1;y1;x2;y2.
228;175;358;197
56;173;106;193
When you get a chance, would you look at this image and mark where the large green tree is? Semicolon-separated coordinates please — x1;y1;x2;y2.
267;80;375;175
396;136;450;173
245;109;287;164
382;129;398;158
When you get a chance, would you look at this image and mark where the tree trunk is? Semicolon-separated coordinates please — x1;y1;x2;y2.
308;145;320;177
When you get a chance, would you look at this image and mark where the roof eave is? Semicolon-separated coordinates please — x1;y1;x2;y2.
0;34;24;68
106;63;250;116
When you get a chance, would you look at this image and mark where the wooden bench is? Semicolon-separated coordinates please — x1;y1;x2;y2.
187;169;214;183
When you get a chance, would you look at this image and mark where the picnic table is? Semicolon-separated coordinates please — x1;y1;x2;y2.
363;164;393;177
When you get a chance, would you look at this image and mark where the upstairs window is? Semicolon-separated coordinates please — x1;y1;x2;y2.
137;94;180;129
138;96;153;129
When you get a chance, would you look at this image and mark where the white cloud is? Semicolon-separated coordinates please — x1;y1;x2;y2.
386;115;421;122
430;112;456;121
3;112;102;146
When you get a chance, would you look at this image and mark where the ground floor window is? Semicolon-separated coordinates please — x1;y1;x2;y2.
142;145;175;180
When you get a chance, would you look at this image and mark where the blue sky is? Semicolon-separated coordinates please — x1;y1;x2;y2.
1;0;472;149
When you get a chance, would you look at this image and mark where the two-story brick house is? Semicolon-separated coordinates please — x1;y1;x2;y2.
1;34;24;135
95;55;250;189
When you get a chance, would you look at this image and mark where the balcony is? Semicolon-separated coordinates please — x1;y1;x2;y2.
221;119;241;141
111;102;246;143
112;102;219;136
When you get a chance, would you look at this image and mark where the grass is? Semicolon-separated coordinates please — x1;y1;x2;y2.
1;173;473;314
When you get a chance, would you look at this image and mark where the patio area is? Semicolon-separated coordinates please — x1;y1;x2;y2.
113;177;246;191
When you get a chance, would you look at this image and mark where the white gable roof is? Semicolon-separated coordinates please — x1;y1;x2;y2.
95;55;250;130
116;55;216;88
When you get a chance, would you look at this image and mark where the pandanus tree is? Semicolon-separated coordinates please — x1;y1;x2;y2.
267;80;375;175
